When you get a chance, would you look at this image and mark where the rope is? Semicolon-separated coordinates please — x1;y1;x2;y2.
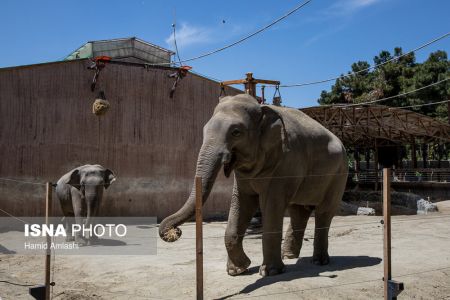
281;31;450;88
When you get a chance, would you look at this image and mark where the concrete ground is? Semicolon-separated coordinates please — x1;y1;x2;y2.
1;210;450;299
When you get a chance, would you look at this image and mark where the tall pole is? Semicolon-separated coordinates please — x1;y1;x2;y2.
195;176;204;300
383;169;391;300
45;182;52;300
261;85;266;104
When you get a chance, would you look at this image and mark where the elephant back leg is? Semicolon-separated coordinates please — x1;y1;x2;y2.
313;175;346;265
282;204;313;259
312;210;333;265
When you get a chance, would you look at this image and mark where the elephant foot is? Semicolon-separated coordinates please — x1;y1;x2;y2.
282;251;299;260
259;261;285;277
312;252;330;265
282;244;300;259
87;235;99;245
227;257;250;276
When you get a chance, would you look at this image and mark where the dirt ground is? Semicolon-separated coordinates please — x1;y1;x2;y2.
1;207;450;299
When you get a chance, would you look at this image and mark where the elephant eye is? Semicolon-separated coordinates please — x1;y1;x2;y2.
231;128;241;137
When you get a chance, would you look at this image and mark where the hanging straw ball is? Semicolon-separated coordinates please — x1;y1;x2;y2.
92;98;110;115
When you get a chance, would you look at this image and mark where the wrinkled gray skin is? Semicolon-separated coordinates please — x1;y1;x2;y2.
159;94;347;277
56;164;116;245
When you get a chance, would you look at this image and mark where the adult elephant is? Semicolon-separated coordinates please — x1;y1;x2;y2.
159;94;347;277
56;164;116;245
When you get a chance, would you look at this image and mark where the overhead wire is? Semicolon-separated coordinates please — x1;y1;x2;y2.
334;77;450;107
171;9;183;66
281;31;450;88
146;0;312;66
395;99;450;109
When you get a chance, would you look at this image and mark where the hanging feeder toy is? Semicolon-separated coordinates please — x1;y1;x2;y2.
92;91;110;116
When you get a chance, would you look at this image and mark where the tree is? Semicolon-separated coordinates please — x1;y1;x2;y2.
317;49;449;121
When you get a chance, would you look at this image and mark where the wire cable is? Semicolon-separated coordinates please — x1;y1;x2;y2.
395;99;450;109
171;9;183;66
326;77;449;107
148;0;312;66
0;177;46;185
0;208;28;224
0;280;36;287
281;31;450;88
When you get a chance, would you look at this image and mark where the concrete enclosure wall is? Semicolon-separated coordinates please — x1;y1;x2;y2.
0;59;239;219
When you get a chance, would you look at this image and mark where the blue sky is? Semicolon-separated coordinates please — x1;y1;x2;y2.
1;0;449;108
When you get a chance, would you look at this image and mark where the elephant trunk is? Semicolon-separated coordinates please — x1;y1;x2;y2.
159;142;225;242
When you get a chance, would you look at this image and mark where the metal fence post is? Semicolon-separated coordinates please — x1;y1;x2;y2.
383;169;391;300
383;169;404;299
195;176;203;300
45;182;52;300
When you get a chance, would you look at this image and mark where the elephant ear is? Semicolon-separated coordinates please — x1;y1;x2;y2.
260;106;290;153
104;169;116;189
65;169;81;189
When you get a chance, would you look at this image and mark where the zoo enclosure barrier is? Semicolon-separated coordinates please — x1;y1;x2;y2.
1;170;450;299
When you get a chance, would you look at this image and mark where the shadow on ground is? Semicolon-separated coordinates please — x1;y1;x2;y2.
215;255;382;300
0;244;16;254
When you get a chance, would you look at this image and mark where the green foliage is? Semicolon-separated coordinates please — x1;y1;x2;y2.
318;49;450;121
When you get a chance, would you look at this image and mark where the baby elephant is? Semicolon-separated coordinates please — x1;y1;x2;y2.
56;164;116;245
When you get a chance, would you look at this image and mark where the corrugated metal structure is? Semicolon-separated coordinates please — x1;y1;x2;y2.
65;37;174;64
0;58;239;219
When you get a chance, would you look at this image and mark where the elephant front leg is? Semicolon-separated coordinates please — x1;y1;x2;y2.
282;205;312;259
65;216;76;242
259;192;286;277
225;181;258;276
72;193;87;246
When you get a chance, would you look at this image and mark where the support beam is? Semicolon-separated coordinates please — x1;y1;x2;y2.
220;72;280;102
354;148;360;182
411;139;417;169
